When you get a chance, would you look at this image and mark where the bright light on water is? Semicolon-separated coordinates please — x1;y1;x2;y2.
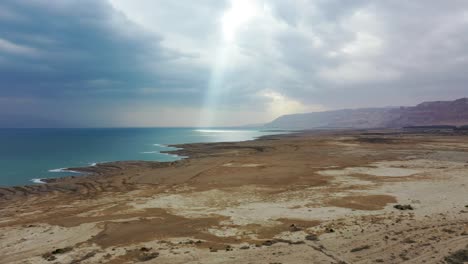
194;129;252;133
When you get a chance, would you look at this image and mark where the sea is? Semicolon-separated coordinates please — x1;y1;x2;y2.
0;128;283;187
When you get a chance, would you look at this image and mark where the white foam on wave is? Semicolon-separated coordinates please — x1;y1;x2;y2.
31;178;46;184
48;168;81;173
161;153;186;159
90;162;98;166
153;143;168;147
48;168;67;173
142;151;184;159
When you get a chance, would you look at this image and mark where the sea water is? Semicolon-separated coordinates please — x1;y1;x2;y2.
0;128;283;186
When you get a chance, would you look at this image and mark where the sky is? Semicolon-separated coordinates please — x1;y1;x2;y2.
1;0;468;127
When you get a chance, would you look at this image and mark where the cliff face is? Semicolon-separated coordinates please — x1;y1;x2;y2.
387;98;468;127
265;98;468;129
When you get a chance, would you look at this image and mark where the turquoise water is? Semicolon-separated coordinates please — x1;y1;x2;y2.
0;128;281;186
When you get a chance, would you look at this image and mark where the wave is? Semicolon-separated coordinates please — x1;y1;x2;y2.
31;178;46;184
153;143;168;147
142;151;182;158
48;168;81;173
161;152;186;159
89;162;98;167
162;153;178;157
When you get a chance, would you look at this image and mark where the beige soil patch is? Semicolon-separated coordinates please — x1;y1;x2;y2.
319;165;421;177
326;194;397;211
222;163;265;168
89;208;231;248
239;218;322;240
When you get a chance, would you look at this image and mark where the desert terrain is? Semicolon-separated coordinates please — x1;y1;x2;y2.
0;130;467;263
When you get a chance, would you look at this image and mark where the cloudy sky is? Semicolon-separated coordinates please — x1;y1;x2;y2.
1;0;467;127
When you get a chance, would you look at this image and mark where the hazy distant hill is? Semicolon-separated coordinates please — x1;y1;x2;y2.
265;98;468;129
387;98;468;127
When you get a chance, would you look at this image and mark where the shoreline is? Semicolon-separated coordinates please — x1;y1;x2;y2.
17;131;299;189
0;128;293;189
1;129;467;263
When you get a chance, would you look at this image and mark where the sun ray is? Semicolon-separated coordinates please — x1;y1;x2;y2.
199;0;259;127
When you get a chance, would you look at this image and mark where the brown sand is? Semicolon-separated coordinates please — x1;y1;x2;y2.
0;129;467;263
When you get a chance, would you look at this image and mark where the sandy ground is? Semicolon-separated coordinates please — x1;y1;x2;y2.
0;130;467;264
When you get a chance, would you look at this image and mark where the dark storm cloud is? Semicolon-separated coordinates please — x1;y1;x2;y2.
0;0;204;99
0;0;214;126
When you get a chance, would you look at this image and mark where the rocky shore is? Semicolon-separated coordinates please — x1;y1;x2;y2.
0;129;467;263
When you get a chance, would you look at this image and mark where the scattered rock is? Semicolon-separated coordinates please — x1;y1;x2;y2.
225;245;233;251
209;247;218;252
350;245;370;252
399;253;410;261
262;240;276;246
240;245;250;250
402;238;416;244
137;252;159;262
51;247;73;255
289;224;301;232
442;228;456;234
305;234;319;241
42;247;73;261
41;253;56;261
394;204;413;210
444;247;468;264
272;239;290;244
140;247;152;252
289;241;305;245
325;228;335;233
70;252;96;264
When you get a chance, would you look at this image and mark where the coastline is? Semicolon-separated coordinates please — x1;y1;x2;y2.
1;129;467;263
16;131;297;190
0;127;285;188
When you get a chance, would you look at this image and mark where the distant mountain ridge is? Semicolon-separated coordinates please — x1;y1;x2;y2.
265;98;468;129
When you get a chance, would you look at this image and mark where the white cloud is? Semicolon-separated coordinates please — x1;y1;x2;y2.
318;61;401;84
341;32;382;57
261;90;325;119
